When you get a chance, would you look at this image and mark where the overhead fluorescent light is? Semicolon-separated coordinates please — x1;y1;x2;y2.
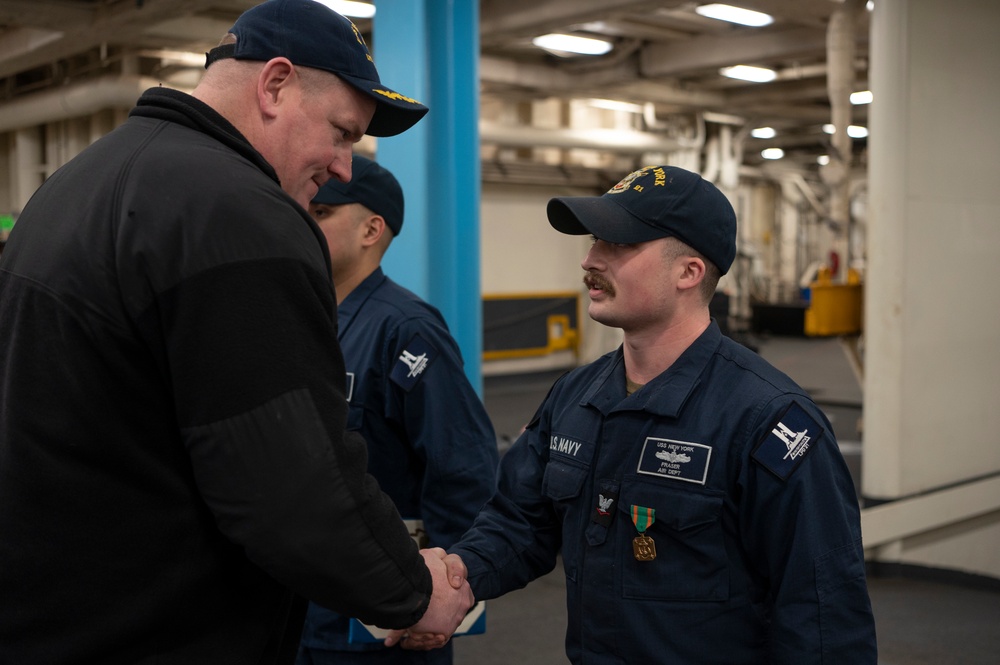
532;33;613;56
850;90;874;105
695;4;774;27
141;49;206;67
312;0;375;19
703;111;746;125
761;148;784;160
588;98;644;113
817;155;830;165
823;124;869;138
720;65;777;83
751;126;776;139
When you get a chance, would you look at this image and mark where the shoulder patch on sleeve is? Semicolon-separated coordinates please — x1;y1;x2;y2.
751;401;825;481
390;332;439;391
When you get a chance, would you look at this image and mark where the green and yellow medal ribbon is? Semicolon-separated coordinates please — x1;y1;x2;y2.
630;505;655;534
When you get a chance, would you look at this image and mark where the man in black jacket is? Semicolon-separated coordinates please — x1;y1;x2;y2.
0;1;471;663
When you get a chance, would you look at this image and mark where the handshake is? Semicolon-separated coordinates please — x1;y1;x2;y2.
383;547;472;651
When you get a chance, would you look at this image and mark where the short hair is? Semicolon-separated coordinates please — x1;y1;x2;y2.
662;237;721;304
296;64;343;95
204;31;340;97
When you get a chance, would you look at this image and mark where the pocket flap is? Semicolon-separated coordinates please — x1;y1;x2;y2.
542;460;588;501
619;484;722;532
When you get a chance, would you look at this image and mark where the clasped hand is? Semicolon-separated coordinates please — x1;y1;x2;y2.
383;548;471;651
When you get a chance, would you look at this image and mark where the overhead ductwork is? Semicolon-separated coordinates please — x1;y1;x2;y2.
479;120;691;154
0;75;163;133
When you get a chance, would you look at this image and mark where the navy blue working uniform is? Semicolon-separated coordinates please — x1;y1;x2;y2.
299;267;499;662
452;321;877;664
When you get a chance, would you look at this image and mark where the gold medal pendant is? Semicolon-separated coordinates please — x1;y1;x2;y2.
633;534;656;561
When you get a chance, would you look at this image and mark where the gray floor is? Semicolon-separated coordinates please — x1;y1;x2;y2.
456;334;1000;664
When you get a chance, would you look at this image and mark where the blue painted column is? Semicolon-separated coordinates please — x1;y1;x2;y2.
373;0;483;394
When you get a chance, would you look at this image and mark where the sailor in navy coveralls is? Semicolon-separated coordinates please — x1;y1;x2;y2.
445;165;878;664
296;157;499;665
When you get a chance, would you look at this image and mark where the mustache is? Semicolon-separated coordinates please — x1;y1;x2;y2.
583;271;615;296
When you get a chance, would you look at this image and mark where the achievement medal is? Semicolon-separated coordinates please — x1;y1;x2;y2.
630;504;656;561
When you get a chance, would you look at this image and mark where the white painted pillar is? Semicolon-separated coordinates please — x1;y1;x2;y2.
863;0;1000;577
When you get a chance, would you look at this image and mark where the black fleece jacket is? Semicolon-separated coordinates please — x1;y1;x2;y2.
0;87;430;665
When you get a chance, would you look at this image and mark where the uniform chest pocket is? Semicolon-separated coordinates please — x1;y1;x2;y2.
542;458;588;501
618;482;728;602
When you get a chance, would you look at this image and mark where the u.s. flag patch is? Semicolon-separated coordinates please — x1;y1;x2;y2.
751;402;824;480
390;333;439;391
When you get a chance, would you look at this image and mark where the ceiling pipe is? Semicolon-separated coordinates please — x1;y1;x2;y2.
642;104;706;149
0;74;163;133
822;0;866;279
3;73;693;158
479;120;685;154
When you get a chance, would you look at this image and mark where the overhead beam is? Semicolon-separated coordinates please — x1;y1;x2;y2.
480;0;683;44
0;0;224;80
0;28;64;63
593;80;725;109
480;54;639;92
585;17;701;42
726;80;832;105
480;55;726;109
641;26;827;77
725;102;834;123
480;120;687;153
747;133;832;150
0;0;93;28
721;0;845;27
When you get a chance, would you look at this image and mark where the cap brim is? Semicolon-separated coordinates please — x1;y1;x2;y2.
547;197;668;244
339;73;429;137
311;187;354;206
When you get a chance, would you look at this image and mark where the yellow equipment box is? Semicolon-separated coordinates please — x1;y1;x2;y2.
804;269;863;337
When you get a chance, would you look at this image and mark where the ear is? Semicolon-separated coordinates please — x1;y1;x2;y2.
360;214;387;248
676;255;706;293
257;58;296;120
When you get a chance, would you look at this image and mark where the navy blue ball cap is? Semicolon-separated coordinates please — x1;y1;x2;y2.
205;0;428;137
312;155;404;235
547;165;737;274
